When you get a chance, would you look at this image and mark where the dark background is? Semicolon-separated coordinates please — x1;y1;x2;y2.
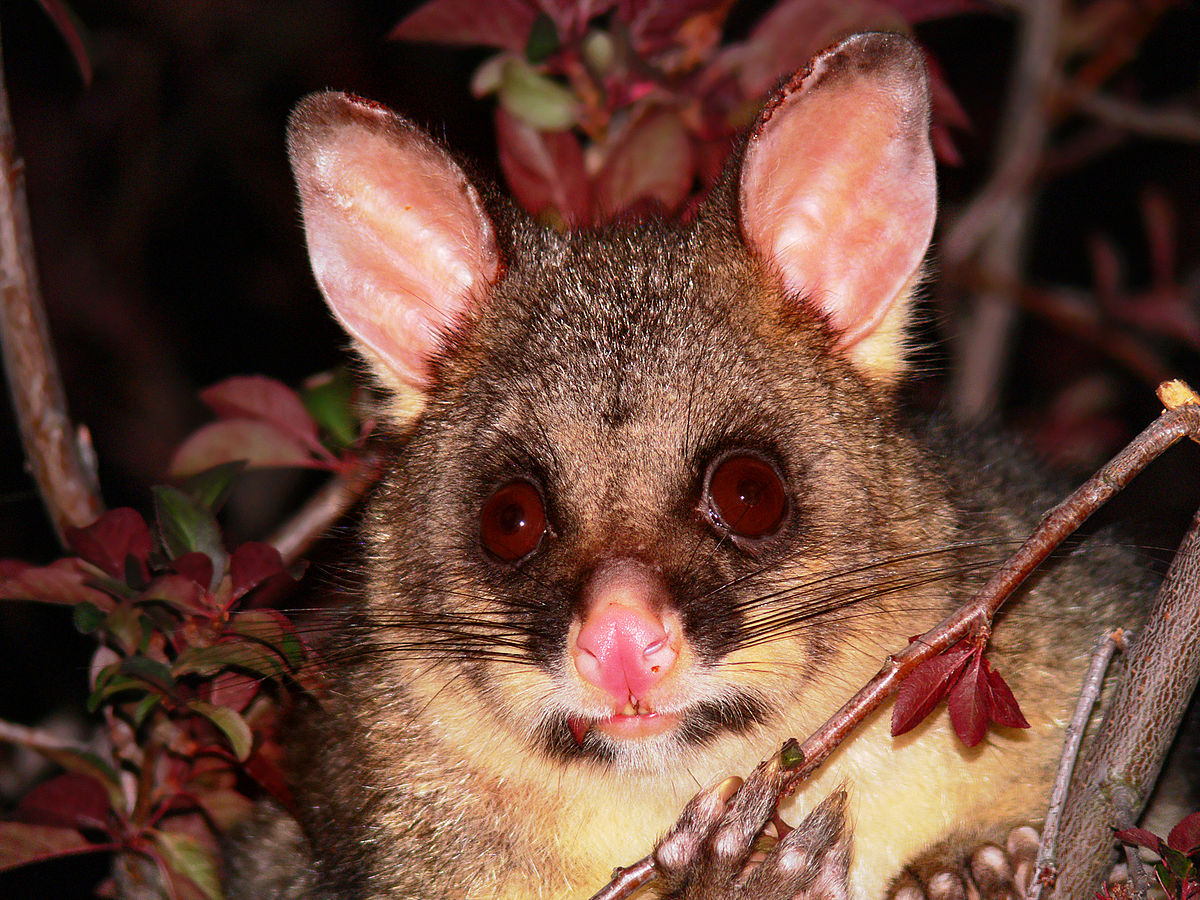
1;1;1198;895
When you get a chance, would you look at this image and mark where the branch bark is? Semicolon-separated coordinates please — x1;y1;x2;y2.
1050;482;1200;895
267;452;382;566
1028;629;1127;900
0;18;104;543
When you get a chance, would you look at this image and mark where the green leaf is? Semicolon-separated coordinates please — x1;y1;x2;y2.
153;485;227;577
188;701;253;761
229;609;304;668
524;12;558;63
1162;845;1192;879
581;29;614;76
87;674;145;713
194;788;253;832
498;57;577;131
73;601;106;634
132;693;162;728
120;656;176;697
180;461;247;514
172;641;287;680
104;604;148;655
470;52;508;98
150;829;223;900
301;368;360;448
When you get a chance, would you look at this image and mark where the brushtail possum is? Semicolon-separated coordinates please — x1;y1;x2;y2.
226;32;1152;899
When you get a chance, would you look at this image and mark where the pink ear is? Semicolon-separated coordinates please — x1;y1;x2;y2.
287;93;500;391
740;33;936;352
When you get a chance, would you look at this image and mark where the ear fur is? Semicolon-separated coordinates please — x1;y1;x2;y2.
287;92;501;405
739;32;937;380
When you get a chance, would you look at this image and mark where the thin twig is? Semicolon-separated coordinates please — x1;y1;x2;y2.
945;0;1062;421
266;452;382;566
591;400;1200;900
0;716;93;756
0;19;104;543
1028;629;1127;900
1072;91;1200;143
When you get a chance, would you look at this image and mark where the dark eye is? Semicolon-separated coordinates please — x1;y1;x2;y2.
704;453;788;540
480;480;547;563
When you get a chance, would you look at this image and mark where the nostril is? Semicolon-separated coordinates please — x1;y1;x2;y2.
572;559;682;704
574;602;677;700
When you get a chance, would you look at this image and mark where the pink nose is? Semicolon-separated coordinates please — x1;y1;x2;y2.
573;561;678;702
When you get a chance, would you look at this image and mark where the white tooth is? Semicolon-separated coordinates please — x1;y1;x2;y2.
621;701;636;716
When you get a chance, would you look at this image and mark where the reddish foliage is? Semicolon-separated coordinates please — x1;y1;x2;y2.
229;542;288;602
16;773;111;832
892;637;1028;746
393;0;980;225
64;507;152;581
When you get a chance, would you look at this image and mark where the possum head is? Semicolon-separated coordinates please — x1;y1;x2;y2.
287;32;940;773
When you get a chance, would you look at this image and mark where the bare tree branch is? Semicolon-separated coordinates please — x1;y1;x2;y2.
1072;91;1200;143
944;0;1062;421
1029;629;1127;900
267;453;382;566
0;715;92;756
0;20;103;544
1051;406;1200;896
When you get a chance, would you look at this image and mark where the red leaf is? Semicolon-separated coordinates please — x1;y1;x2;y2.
170;420;321;477
65;508;152;580
0;822;100;872
172;553;215;591
0;558;115;608
1168;811;1200;855
948;651;991;747
891;645;972;737
34;0;93;85
983;662;1029;729
16;773;111;832
620;0;733;59
230;543;287;601
390;0;539;51
243;747;296;818
734;0;906;97
540;0;615;39
496;108;592;226
0;559;30;577
203;671;260;712
877;0;993;23
594;107;694;221
200;376;326;458
143;573;210;616
1116;826;1164;854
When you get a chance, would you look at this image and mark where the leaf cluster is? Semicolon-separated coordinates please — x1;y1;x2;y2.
891;632;1030;747
0;462;314;900
392;0;979;227
1113;812;1200;899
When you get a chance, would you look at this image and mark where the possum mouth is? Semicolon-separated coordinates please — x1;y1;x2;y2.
541;694;771;763
570;709;681;741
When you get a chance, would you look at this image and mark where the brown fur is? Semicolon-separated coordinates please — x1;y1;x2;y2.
226;34;1152;900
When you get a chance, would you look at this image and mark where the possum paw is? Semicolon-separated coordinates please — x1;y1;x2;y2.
888;825;1041;900
654;760;851;900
